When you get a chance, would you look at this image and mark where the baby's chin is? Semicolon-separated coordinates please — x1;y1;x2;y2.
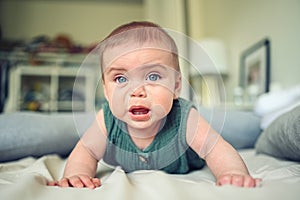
125;117;167;139
115;112;167;136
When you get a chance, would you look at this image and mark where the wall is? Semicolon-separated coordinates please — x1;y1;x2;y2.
143;0;191;99
200;0;300;99
144;0;300;101
0;0;144;45
144;0;186;32
1;0;299;101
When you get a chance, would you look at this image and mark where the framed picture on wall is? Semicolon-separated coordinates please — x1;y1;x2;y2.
240;38;271;98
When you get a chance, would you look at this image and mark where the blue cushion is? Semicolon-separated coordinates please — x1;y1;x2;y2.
0;108;261;162
0;112;93;162
198;107;262;149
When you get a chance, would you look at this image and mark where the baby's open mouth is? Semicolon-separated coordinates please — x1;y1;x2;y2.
129;107;150;115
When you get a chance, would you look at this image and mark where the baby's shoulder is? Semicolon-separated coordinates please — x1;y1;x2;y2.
96;109;105;122
94;109;107;134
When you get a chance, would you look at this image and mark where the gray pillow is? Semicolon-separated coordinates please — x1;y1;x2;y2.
0;108;261;162
199;107;262;149
0;112;93;162
255;105;300;161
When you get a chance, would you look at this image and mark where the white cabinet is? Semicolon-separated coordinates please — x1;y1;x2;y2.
9;65;95;112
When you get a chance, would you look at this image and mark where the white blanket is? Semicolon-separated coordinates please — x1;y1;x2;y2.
1;149;300;200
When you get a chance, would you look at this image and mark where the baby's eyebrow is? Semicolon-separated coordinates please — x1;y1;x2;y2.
104;67;127;75
105;64;169;75
139;63;169;71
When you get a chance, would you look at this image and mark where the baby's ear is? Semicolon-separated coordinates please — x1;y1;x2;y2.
173;75;182;99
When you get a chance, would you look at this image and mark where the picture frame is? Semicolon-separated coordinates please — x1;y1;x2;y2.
239;38;271;96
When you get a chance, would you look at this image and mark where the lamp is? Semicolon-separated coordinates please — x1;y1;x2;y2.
190;38;228;75
189;38;228;107
199;38;228;74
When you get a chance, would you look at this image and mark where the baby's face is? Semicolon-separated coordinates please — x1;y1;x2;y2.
102;48;181;130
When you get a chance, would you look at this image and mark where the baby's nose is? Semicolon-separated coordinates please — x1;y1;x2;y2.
130;84;147;98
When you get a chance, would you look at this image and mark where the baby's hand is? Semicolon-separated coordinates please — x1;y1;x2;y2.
47;175;101;189
216;174;261;187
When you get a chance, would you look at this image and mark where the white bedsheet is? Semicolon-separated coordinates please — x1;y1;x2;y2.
1;149;300;200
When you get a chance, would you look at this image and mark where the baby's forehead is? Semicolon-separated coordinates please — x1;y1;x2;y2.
102;43;175;71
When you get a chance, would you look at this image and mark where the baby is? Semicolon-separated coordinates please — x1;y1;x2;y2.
48;21;261;188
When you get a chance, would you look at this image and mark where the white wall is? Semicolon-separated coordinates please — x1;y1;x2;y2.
200;0;300;99
0;0;143;45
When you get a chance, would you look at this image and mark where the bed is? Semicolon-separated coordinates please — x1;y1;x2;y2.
1;104;300;200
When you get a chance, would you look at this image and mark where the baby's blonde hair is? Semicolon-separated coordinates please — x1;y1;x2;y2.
99;21;180;78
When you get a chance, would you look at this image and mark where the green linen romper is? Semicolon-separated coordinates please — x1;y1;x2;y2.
102;98;205;174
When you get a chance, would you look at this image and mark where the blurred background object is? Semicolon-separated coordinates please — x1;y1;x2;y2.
0;0;299;112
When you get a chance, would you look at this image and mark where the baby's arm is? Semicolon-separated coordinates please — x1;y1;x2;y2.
47;110;107;188
186;108;261;187
204;136;260;187
50;140;101;188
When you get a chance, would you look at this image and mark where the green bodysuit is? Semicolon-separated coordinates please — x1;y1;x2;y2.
102;98;205;174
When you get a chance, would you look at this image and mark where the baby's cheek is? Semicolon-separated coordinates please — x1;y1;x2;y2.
110;90;129;116
110;100;126;118
151;104;169;121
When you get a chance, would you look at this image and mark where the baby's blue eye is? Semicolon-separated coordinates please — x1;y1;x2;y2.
115;76;128;84
147;73;161;81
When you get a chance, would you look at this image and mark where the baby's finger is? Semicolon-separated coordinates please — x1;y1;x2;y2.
47;181;58;186
255;178;262;187
68;176;84;188
231;175;244;187
58;177;71;187
216;175;231;186
78;176;96;189
242;176;255;187
92;178;101;187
